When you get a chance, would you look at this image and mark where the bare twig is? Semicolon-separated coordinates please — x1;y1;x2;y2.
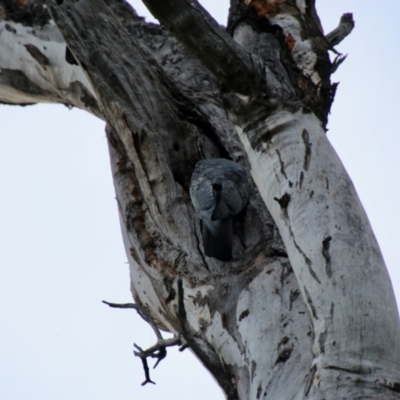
331;54;348;74
102;300;184;385
102;300;162;340
137;355;156;386
134;336;182;367
132;338;185;385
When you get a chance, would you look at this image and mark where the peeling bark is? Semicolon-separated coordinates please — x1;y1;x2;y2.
1;0;399;398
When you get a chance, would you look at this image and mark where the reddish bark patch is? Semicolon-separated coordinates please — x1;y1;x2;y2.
1;0;50;26
298;75;309;90
14;0;29;6
248;0;284;18
285;33;296;52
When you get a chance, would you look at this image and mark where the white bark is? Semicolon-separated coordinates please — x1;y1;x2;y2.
236;110;400;397
269;14;321;85
0;20;101;117
229;7;400;394
107;120;314;398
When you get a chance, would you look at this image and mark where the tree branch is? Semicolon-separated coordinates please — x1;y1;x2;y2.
134;337;182;368
103;300;185;385
102;301;163;340
0;19;102;116
325;13;355;48
141;0;265;95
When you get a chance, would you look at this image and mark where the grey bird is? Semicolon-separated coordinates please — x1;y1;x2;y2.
190;158;249;261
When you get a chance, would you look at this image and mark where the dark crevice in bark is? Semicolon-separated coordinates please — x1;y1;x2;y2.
288;223;320;284
289;289;300;310
329;302;334;318
65;46;78;65
280;262;293;286
24;44;50;66
299;170;304;189
275;149;288;180
141;0;265;96
303;364;317;397
238;309;249;321
318;329;327;354
275;347;292;364
325;177;330;190
304;286;318;320
163;276;176;304
256;384;262;399
301;129;312;171
4;23;16;33
274;193;290;210
322;235;332;278
326;365;363;374
380;381;400;393
183;115;231;162
193;224;210;271
0;0;50;26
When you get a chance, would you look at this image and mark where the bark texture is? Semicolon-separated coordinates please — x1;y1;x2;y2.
1;0;399;398
0;1;101;115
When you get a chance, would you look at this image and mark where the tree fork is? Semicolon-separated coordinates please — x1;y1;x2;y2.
1;0;400;398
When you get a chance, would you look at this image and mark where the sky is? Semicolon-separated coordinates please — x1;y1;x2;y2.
1;1;399;399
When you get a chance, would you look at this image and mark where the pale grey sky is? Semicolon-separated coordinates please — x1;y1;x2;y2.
1;1;399;399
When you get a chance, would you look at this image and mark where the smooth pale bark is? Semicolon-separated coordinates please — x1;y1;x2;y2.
1;0;400;398
0;20;101;116
236;110;400;397
228;9;400;396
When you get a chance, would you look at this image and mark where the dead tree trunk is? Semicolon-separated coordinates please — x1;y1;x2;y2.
1;0;400;398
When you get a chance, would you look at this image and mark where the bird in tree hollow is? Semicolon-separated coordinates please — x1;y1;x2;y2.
190;158;249;261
